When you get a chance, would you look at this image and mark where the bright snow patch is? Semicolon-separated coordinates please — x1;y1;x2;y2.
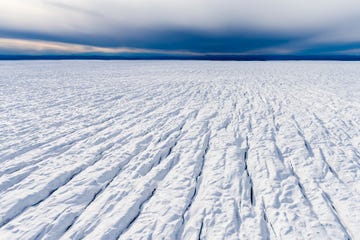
0;61;359;240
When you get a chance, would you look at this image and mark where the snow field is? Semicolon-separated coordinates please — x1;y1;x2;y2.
0;61;359;239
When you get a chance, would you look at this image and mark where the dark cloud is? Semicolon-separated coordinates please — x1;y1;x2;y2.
0;0;360;57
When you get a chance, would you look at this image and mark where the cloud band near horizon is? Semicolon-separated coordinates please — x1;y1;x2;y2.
1;0;360;57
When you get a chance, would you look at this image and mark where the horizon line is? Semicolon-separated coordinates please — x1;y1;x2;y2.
1;54;360;61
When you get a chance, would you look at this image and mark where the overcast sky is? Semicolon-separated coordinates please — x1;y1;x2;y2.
1;0;360;56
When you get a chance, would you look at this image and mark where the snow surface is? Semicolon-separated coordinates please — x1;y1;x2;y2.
0;60;359;240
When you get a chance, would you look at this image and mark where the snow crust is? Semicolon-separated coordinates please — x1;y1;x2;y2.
0;61;359;239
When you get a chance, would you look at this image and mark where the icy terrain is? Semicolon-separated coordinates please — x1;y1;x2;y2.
0;61;359;240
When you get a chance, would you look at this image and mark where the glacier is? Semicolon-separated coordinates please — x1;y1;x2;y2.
0;60;359;239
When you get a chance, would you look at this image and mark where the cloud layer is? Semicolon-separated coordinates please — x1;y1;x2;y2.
1;0;360;56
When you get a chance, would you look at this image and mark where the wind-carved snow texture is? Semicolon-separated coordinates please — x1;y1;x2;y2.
0;61;359;240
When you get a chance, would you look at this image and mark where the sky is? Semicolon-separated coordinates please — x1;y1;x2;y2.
1;0;360;58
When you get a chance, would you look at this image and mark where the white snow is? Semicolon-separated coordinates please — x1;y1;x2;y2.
0;60;359;240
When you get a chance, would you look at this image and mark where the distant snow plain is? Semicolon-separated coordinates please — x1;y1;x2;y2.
0;61;359;240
